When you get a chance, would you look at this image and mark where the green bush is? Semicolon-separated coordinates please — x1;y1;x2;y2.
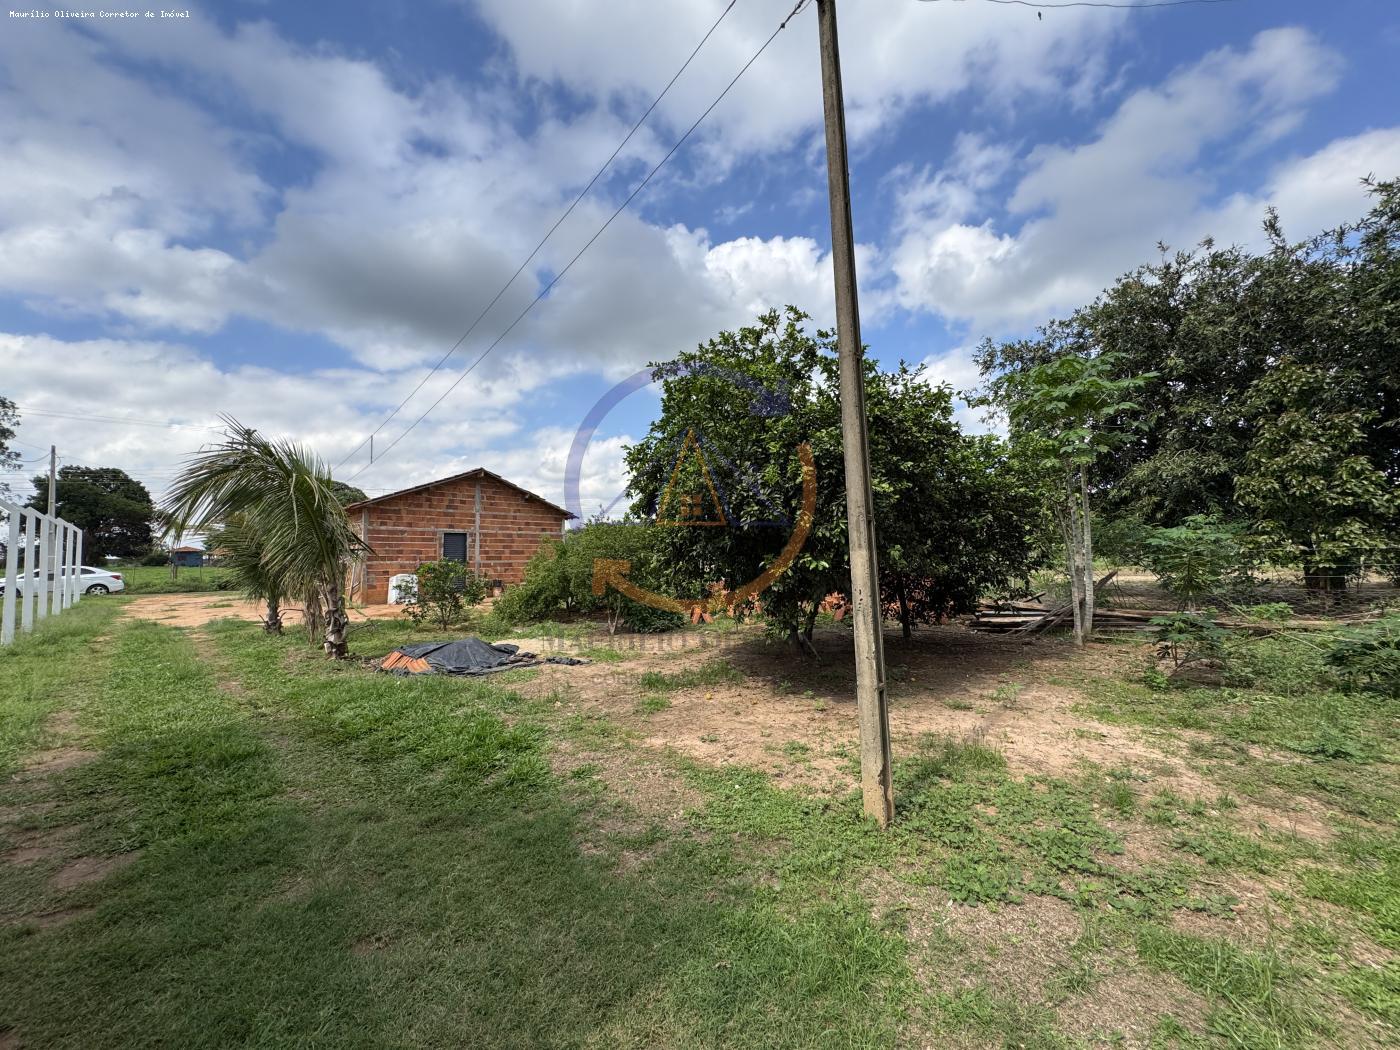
140;550;171;566
1141;515;1253;608
493;521;682;633
399;560;486;628
1323;615;1400;698
1149;610;1228;669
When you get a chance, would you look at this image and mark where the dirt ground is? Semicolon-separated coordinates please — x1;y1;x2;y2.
513;622;1337;841
117;594;1339;842
120;592;406;628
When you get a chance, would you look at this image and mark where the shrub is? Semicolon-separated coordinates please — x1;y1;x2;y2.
140;550;170;566
1150;610;1228;670
400;560;486;628
493;521;682;633
1141;515;1252;608
1322;615;1400;698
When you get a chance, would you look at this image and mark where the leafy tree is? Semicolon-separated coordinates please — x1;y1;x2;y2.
1140;514;1250;609
0;397;20;499
979;179;1400;591
328;480;368;506
996;353;1153;644
625;308;1044;654
163;420;367;658
1235;361;1395;590
26;466;155;563
400;559;486;628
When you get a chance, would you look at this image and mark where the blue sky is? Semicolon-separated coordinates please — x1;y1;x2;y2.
2;0;1397;516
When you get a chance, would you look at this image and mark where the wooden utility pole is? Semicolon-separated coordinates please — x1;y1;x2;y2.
816;0;893;826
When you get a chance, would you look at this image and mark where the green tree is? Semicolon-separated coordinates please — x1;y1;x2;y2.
996;353;1153;644
0;398;20;499
26;466;155;563
625;308;1043;654
163;420;367;658
1235;361;1395;590
328;480;368;506
400;559;487;628
979;179;1400;591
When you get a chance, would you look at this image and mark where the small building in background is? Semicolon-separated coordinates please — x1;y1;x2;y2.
344;468;573;605
171;545;204;568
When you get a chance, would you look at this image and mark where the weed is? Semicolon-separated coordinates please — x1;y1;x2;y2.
635;694;671;714
638;660;742;694
1136;926;1325;1047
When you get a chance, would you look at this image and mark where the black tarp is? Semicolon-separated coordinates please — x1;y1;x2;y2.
379;637;586;676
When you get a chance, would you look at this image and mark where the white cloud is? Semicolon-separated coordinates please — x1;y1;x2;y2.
890;28;1385;332
469;0;1126;160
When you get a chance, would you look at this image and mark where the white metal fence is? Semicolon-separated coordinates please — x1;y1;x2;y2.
1;499;84;646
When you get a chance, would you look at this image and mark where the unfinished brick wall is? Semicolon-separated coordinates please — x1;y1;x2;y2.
348;473;569;604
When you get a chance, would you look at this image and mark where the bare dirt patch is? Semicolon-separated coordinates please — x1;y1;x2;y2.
3;826;76;865
514;624;1296;820
50;852;138;891
15;746;95;778
123;593;405;629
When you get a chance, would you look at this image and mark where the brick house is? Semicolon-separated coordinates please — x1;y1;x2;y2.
343;469;573;604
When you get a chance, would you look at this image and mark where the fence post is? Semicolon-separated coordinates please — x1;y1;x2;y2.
75;532;83;604
23;509;39;632
59;522;71;610
34;513;47;622
65;524;77;608
56;522;67;612
2;506;18;645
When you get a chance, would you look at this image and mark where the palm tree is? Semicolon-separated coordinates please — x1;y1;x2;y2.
204;514;286;634
163;420;367;658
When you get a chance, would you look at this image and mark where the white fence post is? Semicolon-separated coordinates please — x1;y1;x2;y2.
1;504;82;646
56;522;67;612
2;507;17;645
65;524;77;608
24;509;39;630
37;515;51;621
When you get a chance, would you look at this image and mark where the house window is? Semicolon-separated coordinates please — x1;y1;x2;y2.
441;532;469;564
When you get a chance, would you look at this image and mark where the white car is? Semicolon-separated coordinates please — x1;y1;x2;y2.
0;565;126;596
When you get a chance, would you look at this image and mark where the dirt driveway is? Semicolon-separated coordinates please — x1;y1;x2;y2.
121;592;405;629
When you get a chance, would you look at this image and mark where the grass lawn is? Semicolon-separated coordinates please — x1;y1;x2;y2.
114;564;234;594
1;606;1396;1048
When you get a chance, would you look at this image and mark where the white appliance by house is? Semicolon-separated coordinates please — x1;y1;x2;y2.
388;573;418;604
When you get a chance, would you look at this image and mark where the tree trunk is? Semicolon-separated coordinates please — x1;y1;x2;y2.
803;600;820;645
787;626;819;660
302;587;324;644
896;574;912;641
1079;466;1095;641
1061;473;1085;646
262;596;283;635
321;579;349;659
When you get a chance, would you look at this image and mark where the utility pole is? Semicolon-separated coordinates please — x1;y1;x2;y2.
46;445;56;517
817;0;893;826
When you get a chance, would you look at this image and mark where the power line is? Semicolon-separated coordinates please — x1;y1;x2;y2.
917;0;1242;8
14;406;223;433
345;0;816;485
333;0;744;473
